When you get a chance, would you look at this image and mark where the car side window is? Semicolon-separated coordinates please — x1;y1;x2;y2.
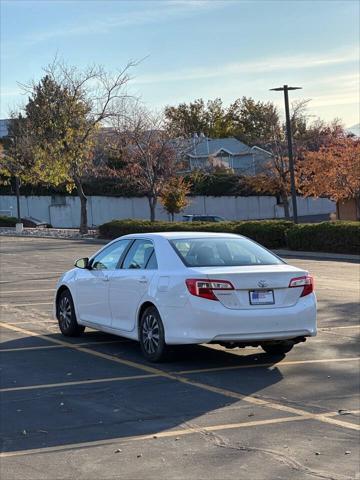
91;240;131;271
146;251;158;270
122;239;155;269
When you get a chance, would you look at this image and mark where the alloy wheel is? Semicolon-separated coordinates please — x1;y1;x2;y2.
141;313;160;355
59;296;72;329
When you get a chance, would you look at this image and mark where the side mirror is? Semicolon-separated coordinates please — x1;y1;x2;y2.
74;257;90;269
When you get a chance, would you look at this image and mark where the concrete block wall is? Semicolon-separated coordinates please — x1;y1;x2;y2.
0;195;336;228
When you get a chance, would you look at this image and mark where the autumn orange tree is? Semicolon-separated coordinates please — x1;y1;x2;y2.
249;111;347;218
297;136;360;202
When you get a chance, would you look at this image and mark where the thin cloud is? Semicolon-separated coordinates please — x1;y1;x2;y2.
134;49;359;84
16;0;225;46
310;92;359;108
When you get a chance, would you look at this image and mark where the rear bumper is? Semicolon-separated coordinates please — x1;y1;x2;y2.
162;293;317;345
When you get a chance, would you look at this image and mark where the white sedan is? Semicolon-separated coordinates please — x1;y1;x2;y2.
55;232;317;362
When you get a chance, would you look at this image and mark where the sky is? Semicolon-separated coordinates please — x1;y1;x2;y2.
1;0;359;127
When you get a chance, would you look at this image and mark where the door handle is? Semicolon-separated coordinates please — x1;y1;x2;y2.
138;276;148;284
102;274;110;282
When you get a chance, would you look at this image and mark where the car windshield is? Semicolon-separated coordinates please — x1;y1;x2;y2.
170;237;284;267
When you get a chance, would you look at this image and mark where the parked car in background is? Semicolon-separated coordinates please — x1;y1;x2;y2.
182;214;226;222
55;232;317;362
22;217;51;228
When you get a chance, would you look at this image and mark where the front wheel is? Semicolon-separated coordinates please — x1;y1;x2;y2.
57;289;85;337
139;306;168;362
261;341;294;355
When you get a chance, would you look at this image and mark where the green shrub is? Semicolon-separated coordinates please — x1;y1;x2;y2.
232;220;293;249
98;218;291;248
0;215;17;227
286;222;360;254
99;219;360;254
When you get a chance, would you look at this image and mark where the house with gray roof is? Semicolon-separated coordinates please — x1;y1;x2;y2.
0;119;10;138
183;136;272;175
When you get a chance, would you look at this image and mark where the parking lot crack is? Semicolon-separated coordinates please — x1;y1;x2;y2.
202;430;352;480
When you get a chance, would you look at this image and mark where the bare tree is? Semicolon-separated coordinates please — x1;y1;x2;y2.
109;106;190;221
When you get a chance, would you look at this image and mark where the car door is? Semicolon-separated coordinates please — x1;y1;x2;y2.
109;239;158;332
75;239;131;326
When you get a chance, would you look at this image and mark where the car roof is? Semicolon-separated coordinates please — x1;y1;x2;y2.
119;231;242;240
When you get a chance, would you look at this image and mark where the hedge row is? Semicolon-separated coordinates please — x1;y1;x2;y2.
98;219;293;249
98;219;359;254
286;222;360;254
0;215;17;227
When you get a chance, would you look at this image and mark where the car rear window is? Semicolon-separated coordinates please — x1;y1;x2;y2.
170;237;284;267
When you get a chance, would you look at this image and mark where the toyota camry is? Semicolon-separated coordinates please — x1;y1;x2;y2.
55;232;317;362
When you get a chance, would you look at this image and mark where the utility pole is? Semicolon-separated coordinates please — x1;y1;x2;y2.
15;176;21;223
270;85;302;223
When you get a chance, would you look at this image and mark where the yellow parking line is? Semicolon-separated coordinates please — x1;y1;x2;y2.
0;289;55;294
1;410;359;459
0;302;53;307
177;357;360;375
1;351;357;392
319;325;360;330
0;321;359;433
0;373;157;392
0;272;63;276
0;417;308;458
0;339;130;353
4;320;56;325
1;344;63;352
0;279;57;284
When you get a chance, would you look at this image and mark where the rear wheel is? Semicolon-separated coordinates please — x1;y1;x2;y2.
139;306;168;362
261;341;294;355
57;289;85;337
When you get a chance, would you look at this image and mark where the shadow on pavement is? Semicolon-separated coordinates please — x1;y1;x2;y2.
0;331;285;453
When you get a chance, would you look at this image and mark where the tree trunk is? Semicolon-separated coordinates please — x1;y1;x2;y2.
15;176;21;223
282;193;290;219
148;196;157;222
75;177;88;234
171;213;174;222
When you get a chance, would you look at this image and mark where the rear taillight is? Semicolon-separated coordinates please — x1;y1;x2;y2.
185;279;234;301
289;275;314;297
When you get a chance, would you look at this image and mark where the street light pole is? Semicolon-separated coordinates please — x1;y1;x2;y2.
270;85;302;224
15;176;21;223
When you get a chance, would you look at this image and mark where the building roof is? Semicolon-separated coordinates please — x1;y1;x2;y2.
0;119;10;138
186;136;271;158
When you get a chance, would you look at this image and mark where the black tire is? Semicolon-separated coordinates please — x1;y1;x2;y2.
262;341;294;355
57;289;85;337
139;306;169;362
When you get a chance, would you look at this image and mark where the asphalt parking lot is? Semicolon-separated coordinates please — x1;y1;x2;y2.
0;236;359;480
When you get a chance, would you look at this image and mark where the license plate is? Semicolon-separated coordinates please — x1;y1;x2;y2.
249;289;274;305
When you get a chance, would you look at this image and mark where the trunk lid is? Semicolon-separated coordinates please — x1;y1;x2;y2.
189;264;308;309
